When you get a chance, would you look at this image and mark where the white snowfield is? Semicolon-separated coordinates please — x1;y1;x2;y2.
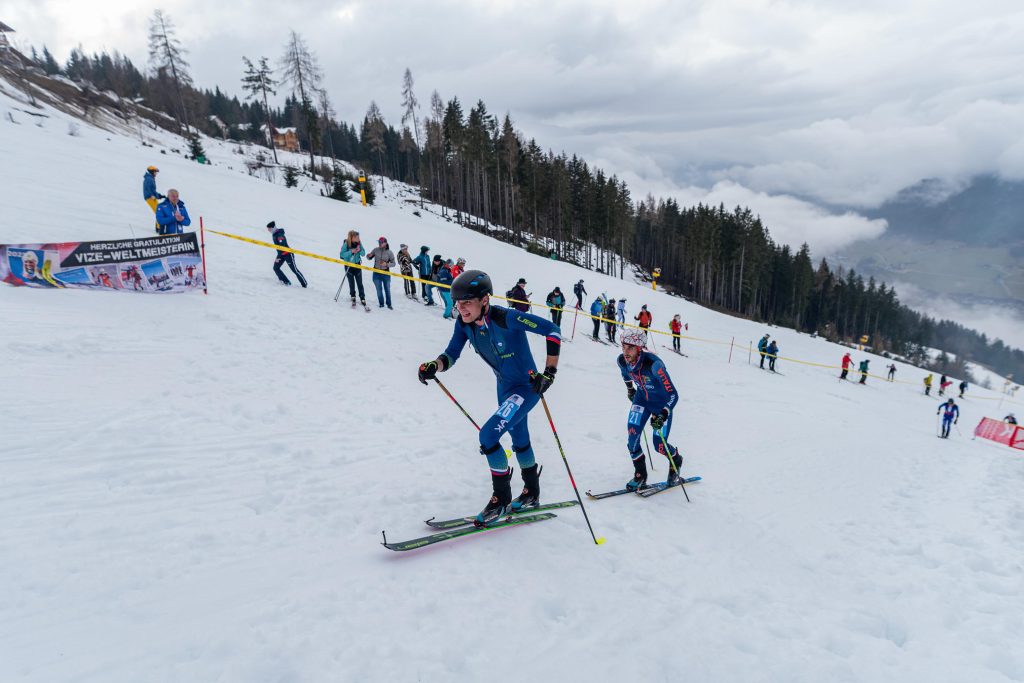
2;85;1023;683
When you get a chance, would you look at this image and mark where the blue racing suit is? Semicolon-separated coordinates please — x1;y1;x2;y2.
618;350;680;464
938;402;959;437
440;305;562;474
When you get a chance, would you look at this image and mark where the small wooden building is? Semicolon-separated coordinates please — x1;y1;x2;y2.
260;124;300;153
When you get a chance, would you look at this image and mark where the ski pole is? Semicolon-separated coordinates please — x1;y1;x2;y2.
641;427;656;471
539;395;606;546
334;266;350;302
657;427;690;502
433;378;482;431
433;378;512;458
570;304;579;341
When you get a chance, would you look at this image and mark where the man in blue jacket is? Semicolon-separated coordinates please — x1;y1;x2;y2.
589;296;605;340
418;270;562;526
618;329;683;490
412;245;433;305
757;334;770;369
155;189;191;235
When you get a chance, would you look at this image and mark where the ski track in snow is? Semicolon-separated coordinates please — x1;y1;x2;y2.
1;87;1023;682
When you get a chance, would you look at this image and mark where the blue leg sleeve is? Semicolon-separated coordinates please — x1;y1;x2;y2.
627;404;650;458
480;389;540;472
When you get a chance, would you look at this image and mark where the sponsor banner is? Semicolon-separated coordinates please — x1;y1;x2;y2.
973;417;1022;449
1;234;204;293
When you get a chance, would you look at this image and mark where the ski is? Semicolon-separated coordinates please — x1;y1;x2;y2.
382;512;557;552
586;476;701;500
424;499;579;530
637;476;702;498
660;345;688;357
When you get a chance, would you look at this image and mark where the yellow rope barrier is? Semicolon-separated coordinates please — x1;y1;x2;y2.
206;227;1023;408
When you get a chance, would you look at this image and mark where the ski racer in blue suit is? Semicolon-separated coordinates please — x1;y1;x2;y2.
937;398;959;439
617;329;683;490
418;270;562;526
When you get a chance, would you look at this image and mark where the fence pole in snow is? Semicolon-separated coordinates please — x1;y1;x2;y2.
729;336;734;364
748;341;752;365
538;395;606;546
199;216;208;295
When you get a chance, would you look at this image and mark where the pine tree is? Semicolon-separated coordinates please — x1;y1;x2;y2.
147;9;193;136
283;165;298;188
40;46;61;75
241;56;279;164
329;164;351;202
363;101;387;192
188;134;206;160
279;31;323;179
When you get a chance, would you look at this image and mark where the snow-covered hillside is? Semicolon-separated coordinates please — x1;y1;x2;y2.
2;83;1023;683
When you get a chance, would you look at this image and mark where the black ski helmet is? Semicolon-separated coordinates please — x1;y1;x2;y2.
450;270;493;301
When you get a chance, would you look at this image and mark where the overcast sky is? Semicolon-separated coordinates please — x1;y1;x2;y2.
4;0;1024;258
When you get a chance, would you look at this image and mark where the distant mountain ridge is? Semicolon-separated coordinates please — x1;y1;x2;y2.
865;175;1024;251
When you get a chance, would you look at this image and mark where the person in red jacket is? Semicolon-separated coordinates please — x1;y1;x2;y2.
840;352;853;380
669;314;683;353
635;305;653;329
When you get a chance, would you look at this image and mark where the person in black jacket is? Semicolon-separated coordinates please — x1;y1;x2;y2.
267;221;307;287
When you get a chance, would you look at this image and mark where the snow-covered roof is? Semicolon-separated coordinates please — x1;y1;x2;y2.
259;124;297;134
0;21;15;32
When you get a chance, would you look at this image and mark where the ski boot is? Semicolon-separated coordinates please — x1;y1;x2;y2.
666;453;684;486
350;296;357;308
475;469;513;527
625;454;648;492
511;464;541;511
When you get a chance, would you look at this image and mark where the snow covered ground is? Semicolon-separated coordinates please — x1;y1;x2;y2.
2;83;1024;682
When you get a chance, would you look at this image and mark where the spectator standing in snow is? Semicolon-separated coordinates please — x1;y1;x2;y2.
939;374;949;397
545;287;566;326
508;278;530;312
397;244;416;299
887;364;897;381
155;189;191;235
767;340;779;372
757;334;770;369
436;258;455;319
669;315;683;353
366;236;395;309
590;297;604;340
635;305;652;331
573;279;587;308
412;246;433;305
340;229;367;307
451;258;466;279
959;380;968;398
858;359;870;384
605;298;618;342
267;221;307;287
924;374;934;396
616;299;627;326
142;165;163;230
840;352;853;380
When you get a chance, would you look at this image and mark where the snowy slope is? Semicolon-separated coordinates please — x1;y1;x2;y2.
2;85;1024;683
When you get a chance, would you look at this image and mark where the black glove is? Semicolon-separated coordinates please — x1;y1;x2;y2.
418;360;439;385
625;381;636;401
530;366;557;395
650;408;669;430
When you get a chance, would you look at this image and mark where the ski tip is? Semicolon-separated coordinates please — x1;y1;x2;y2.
595;537;607;546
